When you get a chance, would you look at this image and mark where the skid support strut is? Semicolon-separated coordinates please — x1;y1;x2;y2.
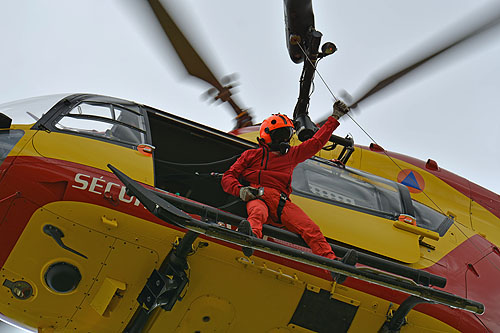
124;231;199;333
379;296;428;332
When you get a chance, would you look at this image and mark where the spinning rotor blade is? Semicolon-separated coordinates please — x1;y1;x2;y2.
148;0;220;89
147;0;252;128
349;2;500;108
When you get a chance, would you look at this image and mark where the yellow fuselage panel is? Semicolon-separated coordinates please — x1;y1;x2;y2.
1;205;115;331
1;198;460;332
1;201;164;332
471;200;500;246
291;195;421;263
29;130;154;186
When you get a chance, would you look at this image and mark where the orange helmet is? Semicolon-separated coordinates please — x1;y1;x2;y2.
259;114;294;144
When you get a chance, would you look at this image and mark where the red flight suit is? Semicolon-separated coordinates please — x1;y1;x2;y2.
222;116;339;259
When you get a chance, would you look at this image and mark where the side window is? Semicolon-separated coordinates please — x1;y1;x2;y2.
0;129;24;166
292;158;453;236
55;103;146;146
413;201;453;236
292;159;402;217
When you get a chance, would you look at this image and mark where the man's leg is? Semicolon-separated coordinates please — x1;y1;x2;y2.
246;199;269;239
237;200;269;257
279;201;336;259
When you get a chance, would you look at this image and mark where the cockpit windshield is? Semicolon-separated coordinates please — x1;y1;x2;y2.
0;94;69;125
55;102;147;145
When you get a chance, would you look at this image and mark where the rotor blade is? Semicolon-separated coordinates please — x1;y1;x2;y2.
147;0;223;90
146;0;253;128
349;2;500;108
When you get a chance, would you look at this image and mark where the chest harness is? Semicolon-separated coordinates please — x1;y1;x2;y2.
257;145;290;224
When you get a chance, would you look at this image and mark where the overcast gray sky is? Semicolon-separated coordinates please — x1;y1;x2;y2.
1;2;500;331
0;0;499;199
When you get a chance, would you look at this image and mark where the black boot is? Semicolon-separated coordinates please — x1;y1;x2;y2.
332;249;358;284
238;219;255;257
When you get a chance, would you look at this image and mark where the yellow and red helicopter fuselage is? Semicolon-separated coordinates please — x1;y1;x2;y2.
0;94;498;332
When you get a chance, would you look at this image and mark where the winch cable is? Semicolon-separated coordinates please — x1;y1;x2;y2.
294;42;479;244
156;153;241;167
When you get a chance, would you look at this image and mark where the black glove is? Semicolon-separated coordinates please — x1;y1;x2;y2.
332;100;350;120
239;186;258;202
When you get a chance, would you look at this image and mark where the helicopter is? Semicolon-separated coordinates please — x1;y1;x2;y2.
1;0;500;332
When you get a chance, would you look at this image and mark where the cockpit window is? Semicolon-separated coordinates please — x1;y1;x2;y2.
292;158;453;236
55;102;146;145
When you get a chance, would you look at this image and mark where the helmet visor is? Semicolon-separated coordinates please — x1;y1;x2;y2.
270;126;294;144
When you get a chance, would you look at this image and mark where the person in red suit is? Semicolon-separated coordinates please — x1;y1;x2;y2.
222;101;355;278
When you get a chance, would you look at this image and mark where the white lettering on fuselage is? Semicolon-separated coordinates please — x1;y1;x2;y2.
89;177;106;194
72;173;141;206
73;173;90;190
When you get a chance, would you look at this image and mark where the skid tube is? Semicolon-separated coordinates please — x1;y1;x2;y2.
108;164;485;315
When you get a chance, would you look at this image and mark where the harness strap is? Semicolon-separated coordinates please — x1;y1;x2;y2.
276;192;288;223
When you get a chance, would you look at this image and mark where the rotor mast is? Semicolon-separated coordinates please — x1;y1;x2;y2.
283;0;337;141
